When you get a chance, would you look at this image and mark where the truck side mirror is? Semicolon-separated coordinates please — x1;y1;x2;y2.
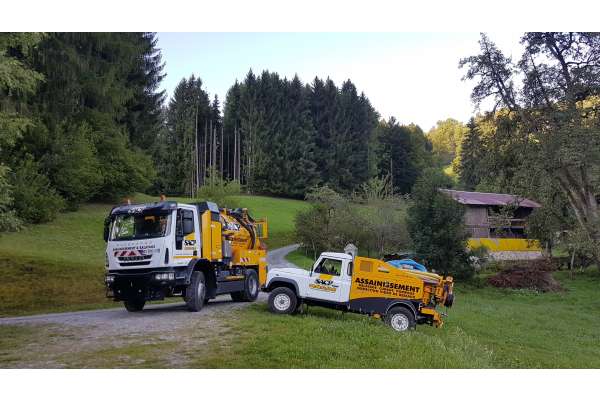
103;216;110;242
183;218;194;235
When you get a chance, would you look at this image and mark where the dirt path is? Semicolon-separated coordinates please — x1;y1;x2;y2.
0;244;300;368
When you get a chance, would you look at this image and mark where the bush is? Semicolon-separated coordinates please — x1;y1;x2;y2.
44;122;103;209
407;168;473;279
95;133;155;201
195;168;241;208
11;157;65;223
0;165;22;232
295;184;410;258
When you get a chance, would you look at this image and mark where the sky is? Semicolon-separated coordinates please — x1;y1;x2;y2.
157;32;524;131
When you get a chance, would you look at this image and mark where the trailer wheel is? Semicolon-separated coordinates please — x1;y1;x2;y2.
385;307;415;332
185;271;206;312
268;287;297;314
124;298;145;312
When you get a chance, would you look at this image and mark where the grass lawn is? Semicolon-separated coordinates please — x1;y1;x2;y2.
0;194;307;317
204;250;600;368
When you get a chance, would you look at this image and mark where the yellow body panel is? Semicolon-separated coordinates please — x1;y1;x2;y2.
350;257;428;301
202;208;269;286
211;220;222;260
468;238;542;252
201;211;213;260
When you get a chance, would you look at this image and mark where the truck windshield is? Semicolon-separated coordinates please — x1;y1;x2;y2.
110;213;171;241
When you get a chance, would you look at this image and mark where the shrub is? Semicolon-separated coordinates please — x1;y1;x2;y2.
11;157;65;223
195;168;241;208
295;184;410;258
407;168;473;279
95;133;155;201
44;122;103;209
0;165;22;232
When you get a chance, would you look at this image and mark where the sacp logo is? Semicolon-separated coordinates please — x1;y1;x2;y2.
314;278;338;288
184;240;196;246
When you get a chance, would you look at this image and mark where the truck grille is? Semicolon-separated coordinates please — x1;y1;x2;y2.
119;254;152;267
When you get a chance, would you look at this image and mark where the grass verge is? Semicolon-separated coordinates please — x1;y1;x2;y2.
197;269;600;368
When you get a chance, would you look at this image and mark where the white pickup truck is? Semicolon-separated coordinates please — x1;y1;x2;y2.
262;252;454;332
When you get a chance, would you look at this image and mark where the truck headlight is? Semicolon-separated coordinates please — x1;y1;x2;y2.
155;273;174;281
105;274;115;283
105;253;109;269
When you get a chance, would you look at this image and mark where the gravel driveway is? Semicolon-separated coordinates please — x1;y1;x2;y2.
0;244;300;368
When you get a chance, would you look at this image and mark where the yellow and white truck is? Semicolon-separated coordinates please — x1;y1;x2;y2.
263;252;454;332
103;200;268;312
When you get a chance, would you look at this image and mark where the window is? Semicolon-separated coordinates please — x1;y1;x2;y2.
176;209;195;236
110;213;170;241
175;209;195;250
314;258;342;276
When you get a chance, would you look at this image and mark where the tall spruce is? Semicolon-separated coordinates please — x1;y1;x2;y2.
165;75;210;195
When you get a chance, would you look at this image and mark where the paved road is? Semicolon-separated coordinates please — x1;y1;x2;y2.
0;244;300;367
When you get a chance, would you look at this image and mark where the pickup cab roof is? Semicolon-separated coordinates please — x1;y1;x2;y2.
320;252;354;260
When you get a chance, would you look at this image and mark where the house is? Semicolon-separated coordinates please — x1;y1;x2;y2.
440;189;543;260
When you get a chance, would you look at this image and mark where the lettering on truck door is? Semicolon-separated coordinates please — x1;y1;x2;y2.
306;256;351;303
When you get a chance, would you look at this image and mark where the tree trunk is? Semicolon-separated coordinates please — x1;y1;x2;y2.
556;166;600;266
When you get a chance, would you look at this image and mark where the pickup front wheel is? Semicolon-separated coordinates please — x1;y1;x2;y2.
268;287;297;314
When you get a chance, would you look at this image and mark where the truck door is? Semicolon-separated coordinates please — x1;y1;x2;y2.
173;207;200;266
306;256;352;303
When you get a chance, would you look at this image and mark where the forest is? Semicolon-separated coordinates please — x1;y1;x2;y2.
1;32;599;265
1;32;434;223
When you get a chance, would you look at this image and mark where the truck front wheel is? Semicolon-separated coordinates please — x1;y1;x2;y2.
268;287;297;314
185;271;206;312
124;298;145;312
385;307;416;332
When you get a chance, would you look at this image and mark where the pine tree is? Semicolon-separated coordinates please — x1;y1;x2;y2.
165;76;210;195
455;118;483;190
122;33;166;151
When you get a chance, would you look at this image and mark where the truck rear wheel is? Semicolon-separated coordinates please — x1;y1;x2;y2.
385;307;415;332
268;287;297;314
124;298;145;312
185;271;206;312
231;269;259;302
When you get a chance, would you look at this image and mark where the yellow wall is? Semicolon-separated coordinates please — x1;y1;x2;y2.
468;238;542;252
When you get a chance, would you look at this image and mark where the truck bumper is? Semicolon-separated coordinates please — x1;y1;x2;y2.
419;307;444;328
105;267;188;301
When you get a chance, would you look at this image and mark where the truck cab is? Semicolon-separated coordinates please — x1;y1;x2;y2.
104;200;267;312
263;251;454;332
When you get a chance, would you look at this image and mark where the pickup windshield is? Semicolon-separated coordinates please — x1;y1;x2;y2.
110;213;171;241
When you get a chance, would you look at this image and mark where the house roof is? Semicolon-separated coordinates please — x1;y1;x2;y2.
439;189;541;208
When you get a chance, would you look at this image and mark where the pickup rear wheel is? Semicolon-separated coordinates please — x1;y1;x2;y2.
185;271;206;312
385;307;415;332
268;287;297;314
